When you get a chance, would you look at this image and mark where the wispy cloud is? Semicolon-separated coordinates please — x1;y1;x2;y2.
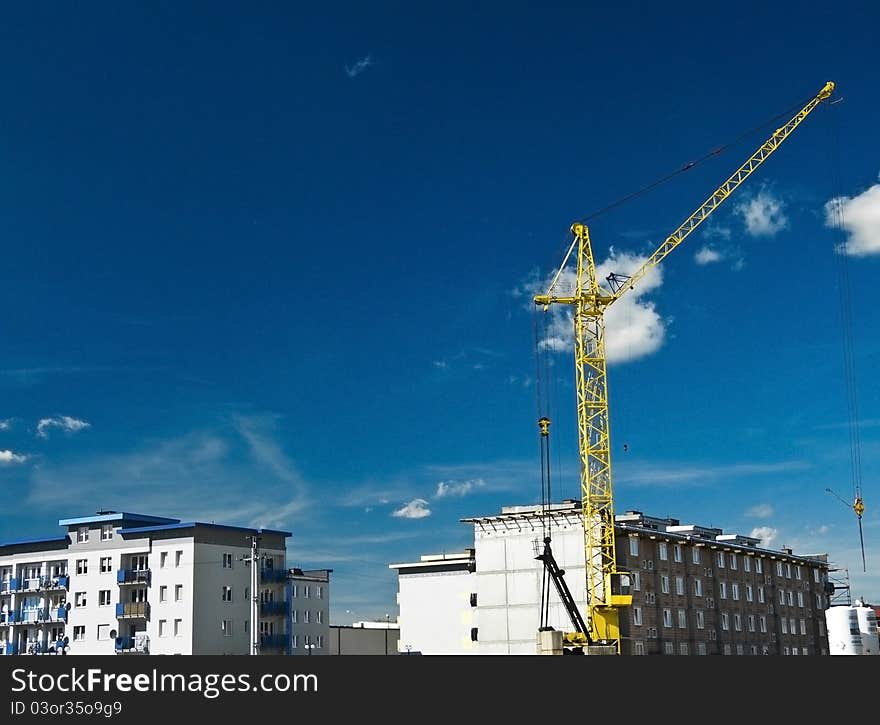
435;478;486;499
0;450;28;465
745;503;774;519
734;188;789;237
825;184;880;257
36;416;91;439
27;416;311;530
392;499;431;519
694;246;723;265
345;55;372;78
0;419;11;431
616;460;810;487
749;525;778;547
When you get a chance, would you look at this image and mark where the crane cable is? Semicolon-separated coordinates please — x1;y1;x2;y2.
827;99;867;573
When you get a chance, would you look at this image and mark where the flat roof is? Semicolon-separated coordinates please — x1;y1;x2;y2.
0;535;69;549
58;512;180;527
119;522;292;538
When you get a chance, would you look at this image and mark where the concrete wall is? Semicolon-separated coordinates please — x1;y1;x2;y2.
329;625;399;655
290;576;329;655
397;569;476;654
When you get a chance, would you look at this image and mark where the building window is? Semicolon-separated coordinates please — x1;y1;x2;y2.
77;527;89;543
647;627;658;639
304;610;311;624
664;641;674;655
693;578;703;597
778;589;785;605
716;551;725;568
292;585;298;598
776;561;784;577
73;626;85;641
98;590;111;606
76;559;88;575
632;606;642;626
746;585;753;603
100;557;112;573
697;642;707;655
723;643;732;655
160;552;167;568
222;553;233;569
645;592;656;605
131;555;148;571
748;614;756;632
470;592;478;607
659;542;668;561
174;619;182;637
158;620;167;637
743;556;751;573
661;575;670;594
790;617;797;634
159;586;167;602
783;646;790;655
470;627;478;642
632;571;641;591
795;565;802;580
97;624;110;640
800;618;806;635
736;643;744;655
316;635;324;649
797;591;804;608
750;645;758;655
755;558;763;574
707;597;715;609
732;583;740;601
292;610;297;623
781;618;788;634
787;591;794;606
760;616;767;633
720;582;728;600
673;544;683;563
679;642;689;655
730;553;737;571
813;568;821;583
221;619;232;637
175;585;183;602
708;630;717;641
101;524;113;541
662;609;672;628
695;610;705;630
175;551;183;568
304;585;310;598
785;563;792;578
629;537;639;556
316;586;323;600
222;586;233;602
644;559;654;571
734;613;742;631
634;641;645;655
292;635;297;649
75;592;87;608
721;612;729;631
758;586;765;604
678;609;687;629
316;610;323;624
691;547;701;564
675;577;684;596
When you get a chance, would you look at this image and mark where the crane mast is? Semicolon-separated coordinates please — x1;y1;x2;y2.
534;81;834;654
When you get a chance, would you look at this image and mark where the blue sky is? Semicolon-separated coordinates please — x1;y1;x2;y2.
1;3;878;622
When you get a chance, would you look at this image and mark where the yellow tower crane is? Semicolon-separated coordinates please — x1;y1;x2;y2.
534;81;835;655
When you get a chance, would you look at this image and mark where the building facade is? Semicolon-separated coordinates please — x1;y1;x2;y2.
288;568;331;655
329;621;400;655
392;501;833;655
0;511;291;655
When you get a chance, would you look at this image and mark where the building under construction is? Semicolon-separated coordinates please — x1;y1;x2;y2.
391;501;833;655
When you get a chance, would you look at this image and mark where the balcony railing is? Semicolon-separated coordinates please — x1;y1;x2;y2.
36;607;68;623
260;600;290;617
116;602;150;619
2;642;17;655
42;575;69;591
18;609;42;624
259;633;288;650
260;568;288;583
0;581;13;594
117;569;151;586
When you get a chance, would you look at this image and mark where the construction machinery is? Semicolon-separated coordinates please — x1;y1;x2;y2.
534;81;835;654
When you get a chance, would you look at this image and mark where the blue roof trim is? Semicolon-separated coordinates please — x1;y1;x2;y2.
120;522;292;538
58;512;180;527
0;536;69;549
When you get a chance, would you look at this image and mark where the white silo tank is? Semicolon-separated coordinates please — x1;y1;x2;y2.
853;601;879;655
825;606;864;655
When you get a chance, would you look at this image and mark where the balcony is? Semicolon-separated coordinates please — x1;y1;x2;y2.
18;609;42;624
0;581;14;594
37;607;68;624
1;642;17;655
42;575;69;591
116;602;150;619
260;600;290;617
117;569;151;586
115;635;149;654
260;568;288;584
259;633;288;650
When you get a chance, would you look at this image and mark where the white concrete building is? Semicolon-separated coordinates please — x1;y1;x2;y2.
0;511;291;655
289;568;331;655
390;550;476;654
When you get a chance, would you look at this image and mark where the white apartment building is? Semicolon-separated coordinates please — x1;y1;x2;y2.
0;511;291;655
288;568;331;655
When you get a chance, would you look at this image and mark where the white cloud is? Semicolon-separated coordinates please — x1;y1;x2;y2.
746;503;774;519
735;190;789;236
694;246;723;265
435;478;486;498
345;55;372;78
0;419;10;431
825;184;880;257
392;499;431;519
0;450;28;464
533;248;665;365
749;526;778;547
36;416;91;438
